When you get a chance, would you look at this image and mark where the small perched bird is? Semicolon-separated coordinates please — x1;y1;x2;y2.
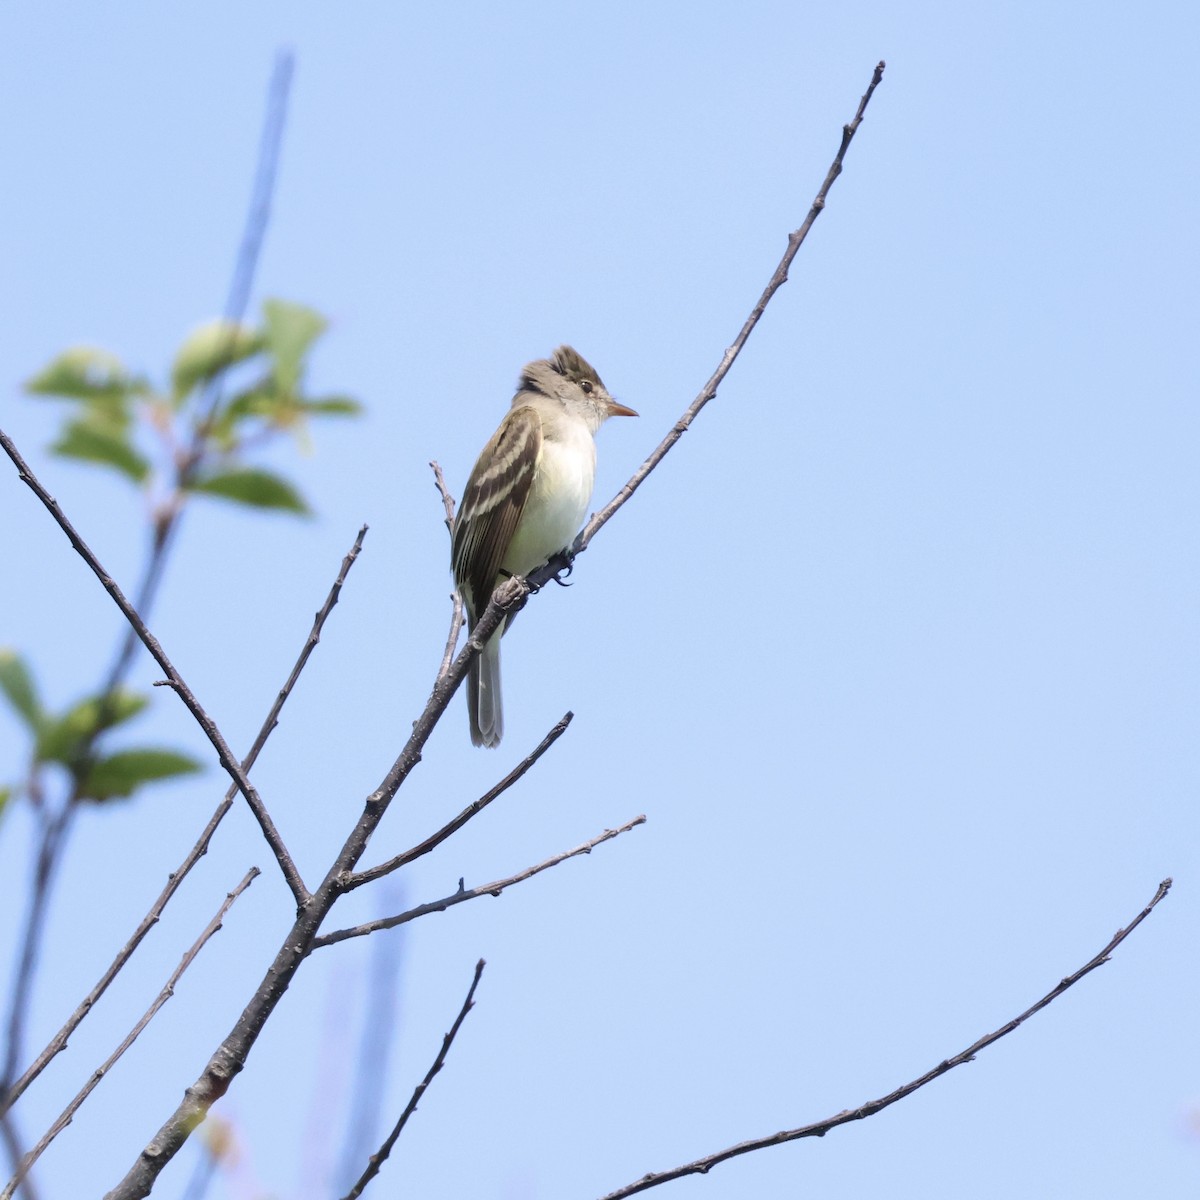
452;346;637;747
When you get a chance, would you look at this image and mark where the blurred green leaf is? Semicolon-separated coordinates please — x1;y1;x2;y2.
0;785;12;825
187;466;311;514
302;395;362;417
51;418;151;483
0;650;42;730
78;748;203;803
36;688;150;765
219;384;289;430
26;347;143;406
172;319;265;403
262;299;326;395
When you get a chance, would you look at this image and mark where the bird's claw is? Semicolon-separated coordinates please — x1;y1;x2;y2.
549;553;575;587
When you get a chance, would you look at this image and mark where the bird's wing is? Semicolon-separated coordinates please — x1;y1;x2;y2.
452;404;543;619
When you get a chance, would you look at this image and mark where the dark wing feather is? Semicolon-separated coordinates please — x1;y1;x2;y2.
452;405;542;621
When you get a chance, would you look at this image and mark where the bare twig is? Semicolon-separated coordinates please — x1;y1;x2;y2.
340;959;485;1200
347;712;574;889
574;60;886;560
314;816;646;951
430;461;465;680
429;460;457;536
2;870;260;1199
1;526;367;1116
0;429;309;908
597;877;1173;1200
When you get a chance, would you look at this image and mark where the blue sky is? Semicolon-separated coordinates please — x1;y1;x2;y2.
1;3;1197;1198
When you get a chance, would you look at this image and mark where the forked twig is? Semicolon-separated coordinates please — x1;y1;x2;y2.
597;877;1173;1199
340;959;485;1200
346;711;574;889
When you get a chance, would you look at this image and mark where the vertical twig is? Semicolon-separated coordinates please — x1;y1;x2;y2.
430;461;465;680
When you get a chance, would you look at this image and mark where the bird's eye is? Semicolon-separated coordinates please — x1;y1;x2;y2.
580;380;593;394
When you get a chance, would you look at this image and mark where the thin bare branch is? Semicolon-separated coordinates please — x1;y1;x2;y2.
430;462;465;680
1;526;367;1116
340;959;485;1200
597;876;1173;1200
577;61;885;557
2;870;260;1199
314;815;645;951
347;712;574;889
429;459;457;535
0;429;310;908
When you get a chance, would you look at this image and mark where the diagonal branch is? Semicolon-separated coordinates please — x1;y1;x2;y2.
2;869;260;1199
0;428;310;908
313;816;646;951
347;711;574;889
339;959;485;1200
596;876;1173;1200
0;526;367;1117
578;61;889;572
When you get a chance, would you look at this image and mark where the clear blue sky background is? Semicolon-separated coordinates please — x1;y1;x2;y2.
1;3;1196;1198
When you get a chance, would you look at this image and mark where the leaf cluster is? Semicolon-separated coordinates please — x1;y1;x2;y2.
25;298;360;515
0;650;200;808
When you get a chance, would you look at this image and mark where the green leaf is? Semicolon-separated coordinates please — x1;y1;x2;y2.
172;319;265;403
187;466;311;515
302;395;362;417
51;418;151;483
0;785;12;825
78;748;203;803
26;347;142;405
220;384;289;428
0;650;42;730
262;299;327;395
36;688;150;765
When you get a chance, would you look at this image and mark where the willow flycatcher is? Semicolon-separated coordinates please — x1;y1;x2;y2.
452;346;636;747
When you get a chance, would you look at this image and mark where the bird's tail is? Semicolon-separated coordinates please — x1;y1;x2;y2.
468;631;503;748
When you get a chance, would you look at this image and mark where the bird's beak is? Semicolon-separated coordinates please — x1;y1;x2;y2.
605;400;638;418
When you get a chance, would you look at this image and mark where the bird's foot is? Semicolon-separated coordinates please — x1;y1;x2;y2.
547;550;575;587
